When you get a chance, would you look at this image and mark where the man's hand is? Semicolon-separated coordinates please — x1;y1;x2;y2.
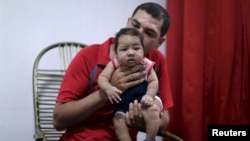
110;64;145;92
125;100;145;129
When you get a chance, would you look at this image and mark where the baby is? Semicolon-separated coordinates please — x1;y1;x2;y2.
98;28;161;141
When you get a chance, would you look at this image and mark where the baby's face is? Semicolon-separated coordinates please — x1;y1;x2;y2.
116;35;144;67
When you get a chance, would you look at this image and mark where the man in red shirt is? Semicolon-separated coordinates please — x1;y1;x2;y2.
53;2;173;141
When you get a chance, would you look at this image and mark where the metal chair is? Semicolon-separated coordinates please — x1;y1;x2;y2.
32;42;86;141
32;42;183;141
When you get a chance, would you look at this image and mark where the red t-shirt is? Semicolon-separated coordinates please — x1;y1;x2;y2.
56;37;173;141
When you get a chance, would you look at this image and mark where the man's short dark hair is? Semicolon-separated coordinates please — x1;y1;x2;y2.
132;2;171;37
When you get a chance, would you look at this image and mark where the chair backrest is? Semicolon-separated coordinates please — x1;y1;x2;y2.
32;42;86;141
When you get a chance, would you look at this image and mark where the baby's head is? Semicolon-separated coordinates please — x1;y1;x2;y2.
114;28;144;52
114;28;145;66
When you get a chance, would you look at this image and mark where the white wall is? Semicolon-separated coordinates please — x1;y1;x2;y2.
0;0;166;140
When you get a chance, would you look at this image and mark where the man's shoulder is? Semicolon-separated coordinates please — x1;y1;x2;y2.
79;37;113;56
77;44;99;59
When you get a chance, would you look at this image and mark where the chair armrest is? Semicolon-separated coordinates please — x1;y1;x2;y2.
157;130;184;141
140;129;184;141
34;128;46;141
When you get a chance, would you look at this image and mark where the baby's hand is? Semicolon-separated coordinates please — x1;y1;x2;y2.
106;86;122;104
141;95;154;107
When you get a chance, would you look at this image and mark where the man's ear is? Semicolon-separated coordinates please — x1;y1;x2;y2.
157;37;165;48
126;17;132;26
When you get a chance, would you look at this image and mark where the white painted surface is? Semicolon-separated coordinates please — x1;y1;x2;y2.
0;0;166;140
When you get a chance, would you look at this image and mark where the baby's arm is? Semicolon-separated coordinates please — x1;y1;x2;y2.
141;69;159;106
98;62;122;104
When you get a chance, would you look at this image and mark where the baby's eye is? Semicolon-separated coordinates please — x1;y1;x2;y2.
133;47;141;51
120;48;127;51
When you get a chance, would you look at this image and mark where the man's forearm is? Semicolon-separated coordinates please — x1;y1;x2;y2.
53;89;108;131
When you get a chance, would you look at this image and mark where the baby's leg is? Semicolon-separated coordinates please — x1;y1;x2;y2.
113;113;131;141
142;104;161;140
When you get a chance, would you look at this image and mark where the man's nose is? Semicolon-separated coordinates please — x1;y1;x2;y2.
137;28;144;37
